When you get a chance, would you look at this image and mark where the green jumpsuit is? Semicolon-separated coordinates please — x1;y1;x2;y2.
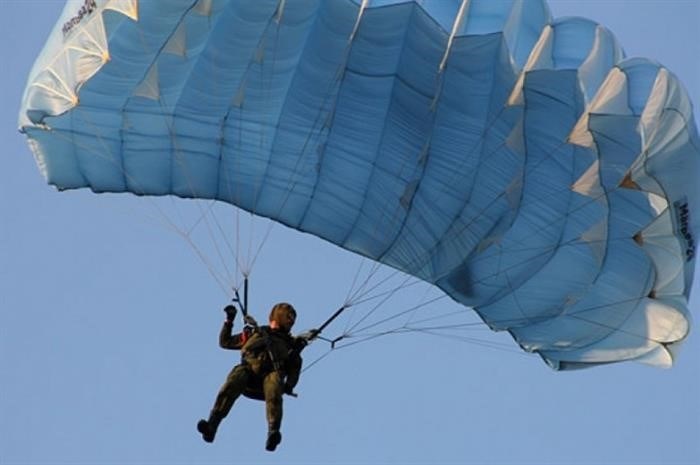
203;320;303;440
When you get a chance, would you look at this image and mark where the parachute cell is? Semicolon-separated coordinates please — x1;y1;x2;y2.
19;0;699;369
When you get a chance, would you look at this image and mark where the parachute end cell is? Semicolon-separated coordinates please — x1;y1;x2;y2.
634;345;674;368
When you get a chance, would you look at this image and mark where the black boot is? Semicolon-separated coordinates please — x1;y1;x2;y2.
265;429;282;451
197;415;221;443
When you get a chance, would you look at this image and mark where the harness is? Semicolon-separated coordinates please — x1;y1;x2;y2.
241;326;284;373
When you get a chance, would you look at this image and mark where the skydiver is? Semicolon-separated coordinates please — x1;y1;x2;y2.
197;302;318;452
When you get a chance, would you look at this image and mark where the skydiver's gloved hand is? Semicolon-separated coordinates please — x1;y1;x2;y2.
283;381;297;396
296;329;320;348
224;305;237;323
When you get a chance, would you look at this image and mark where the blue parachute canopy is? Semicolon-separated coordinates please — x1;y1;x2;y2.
19;0;699;370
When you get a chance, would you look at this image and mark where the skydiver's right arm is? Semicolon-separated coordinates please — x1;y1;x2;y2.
218;321;248;350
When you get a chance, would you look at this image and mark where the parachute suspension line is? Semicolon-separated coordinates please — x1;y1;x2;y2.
555;296;673;345
301;2;481;327
346;291;449;337
491;295;657;340
356;4;472;267
400;276;439;328
307;268;433;351
300;348;334;374
183;198;240;285
398;71;663;302
214;1;371;283
315;260;485;352
312;61;532;345
247;11;295;217
382;38;617;277
326;294;669;356
353;68;519;284
70;4;671;353
398;307;481;329
221;103;256;280
331;326;527;356
149;1;268;294
46;113;236;297
173;5;283;284
218;106;251;283
339;262;434;338
394;133;585;280
315;294;670;365
211;43;249;285
347;273;422;309
330;239;663;350
212;7;259;281
161;125;240;290
243;6;289;274
344;258;374;306
502;268;530;326
175;228;233;296
249;0;368;226
147;1;316;290
54;37;240;295
341;105;645;327
326;274;428;346
379;133;517;278
345;259;402;306
444;174;615;274
69;100;644;348
122;1;244;292
222;6;309;277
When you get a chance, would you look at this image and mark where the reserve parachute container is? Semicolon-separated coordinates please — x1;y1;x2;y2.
19;0;699;369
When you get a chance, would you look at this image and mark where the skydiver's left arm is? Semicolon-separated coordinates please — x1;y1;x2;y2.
284;353;303;394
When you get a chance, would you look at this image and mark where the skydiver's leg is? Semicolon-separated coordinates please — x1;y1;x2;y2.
262;371;284;451
198;364;251;443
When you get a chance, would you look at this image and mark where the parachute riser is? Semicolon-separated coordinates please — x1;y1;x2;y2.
231;279;348;351
318;305;347;333
308;305;349;348
231;277;250;319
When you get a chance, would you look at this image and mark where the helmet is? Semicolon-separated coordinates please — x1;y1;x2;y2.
269;303;297;331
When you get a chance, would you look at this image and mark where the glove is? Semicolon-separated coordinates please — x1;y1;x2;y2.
224;305;237;322
283;382;296;396
297;328;320;342
295;329;320;350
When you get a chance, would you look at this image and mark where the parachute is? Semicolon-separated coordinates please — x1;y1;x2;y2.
19;0;699;370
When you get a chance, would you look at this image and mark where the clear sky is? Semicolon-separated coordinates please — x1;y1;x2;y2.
1;1;699;465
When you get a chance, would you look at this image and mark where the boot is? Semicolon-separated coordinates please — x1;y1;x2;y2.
197;414;221;443
265;429;282;451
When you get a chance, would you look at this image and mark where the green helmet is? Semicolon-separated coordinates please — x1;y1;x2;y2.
269;303;296;330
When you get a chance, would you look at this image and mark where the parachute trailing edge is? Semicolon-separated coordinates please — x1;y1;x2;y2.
19;0;699;370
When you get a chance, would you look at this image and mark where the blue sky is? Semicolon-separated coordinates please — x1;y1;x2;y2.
1;1;699;464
